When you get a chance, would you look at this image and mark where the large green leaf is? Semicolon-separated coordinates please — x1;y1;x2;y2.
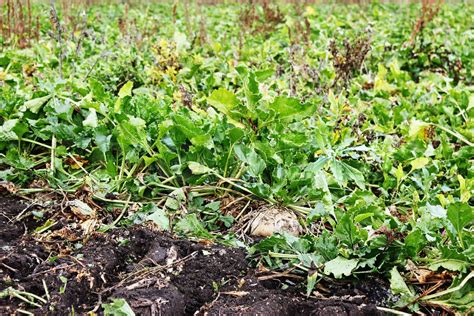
335;213;360;247
173;114;213;148
146;205;170;231
175;214;213;239
0;119;22;141
208;88;238;112
447;202;473;233
329;159;365;189
390;267;413;296
323;256;359;278
234;144;266;177
207;88;244;127
20;95;51;113
116;115;149;153
268;96;314;120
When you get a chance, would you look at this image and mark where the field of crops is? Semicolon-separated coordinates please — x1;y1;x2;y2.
0;1;473;315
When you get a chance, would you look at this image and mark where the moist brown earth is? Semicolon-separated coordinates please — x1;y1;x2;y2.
0;193;390;315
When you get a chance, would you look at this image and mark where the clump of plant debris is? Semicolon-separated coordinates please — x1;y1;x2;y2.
148;39;181;84
329;34;371;91
402;0;464;83
239;0;284;35
286;44;326;98
0;0;40;48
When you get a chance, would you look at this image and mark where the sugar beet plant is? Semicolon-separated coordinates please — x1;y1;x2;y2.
0;1;473;314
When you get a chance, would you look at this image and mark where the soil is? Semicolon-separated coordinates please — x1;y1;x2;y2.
0;193;391;315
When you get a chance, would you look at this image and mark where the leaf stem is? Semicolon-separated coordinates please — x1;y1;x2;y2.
432;123;473;147
50;136;56;173
19;138;52;149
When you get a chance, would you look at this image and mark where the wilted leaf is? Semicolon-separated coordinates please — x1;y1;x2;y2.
165;188;186;211
188;161;213;175
68;199;95;218
20;95;51;113
146;205;170;231
306;271;318;297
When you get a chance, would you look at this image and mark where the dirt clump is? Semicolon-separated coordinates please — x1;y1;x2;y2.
200;275;384;316
1;194;390;315
0;192;29;243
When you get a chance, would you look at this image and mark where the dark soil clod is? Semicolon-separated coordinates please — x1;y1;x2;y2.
1;194;388;315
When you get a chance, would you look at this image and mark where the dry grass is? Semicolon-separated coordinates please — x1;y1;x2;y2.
0;0;39;48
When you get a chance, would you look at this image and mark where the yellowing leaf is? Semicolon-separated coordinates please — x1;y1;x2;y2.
188;161;213;175
374;64;395;92
408;119;429;140
304;6;316;16
118;81;133;98
114;81;133;113
394;164;405;182
410;157;430;171
207;88;245;128
458;175;471;203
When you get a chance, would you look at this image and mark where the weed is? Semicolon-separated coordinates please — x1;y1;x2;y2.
0;0;38;48
329;33;371;90
49;1;64;78
239;0;284;35
402;1;464;83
